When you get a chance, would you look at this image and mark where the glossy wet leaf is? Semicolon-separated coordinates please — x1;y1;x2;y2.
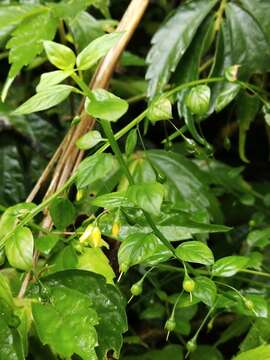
35;234;60;256
212;256;249;277
118;233;172;271
5;227;33;271
91;191;133;209
176;241;214;265
126;182;165;216
193;276;217;306
32;287;99;359
85;89;128;121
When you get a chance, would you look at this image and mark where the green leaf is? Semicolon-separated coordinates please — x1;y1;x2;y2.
126;182;165;216
233;345;270;360
216;317;250;347
215;83;241;113
99;207;230;242
147;150;222;222
43;40;76;70
0;317;24;360
76;153;117;189
237;91;260;163
68;11;104;51
0;4;36;32
49;197;76;229
125;129;137;157
146;0;217;98
13;85;74;115
91;191;133;209
118;233;172;271
31;270;128;360
147;97;172;122
6;9;58;78
32;287;99;359
175;241;214;265
85;89;128;121
76;130;104;150
193;276;217;306
5;227;33;271
35;234;60;256
247;227;270;249
212;256;249;277
240;319;270;351
0;273;14;308
78;248;115;284
76;32;122;70
185;85;211;116
123;345;183;360
36;70;71;92
190;346;223;360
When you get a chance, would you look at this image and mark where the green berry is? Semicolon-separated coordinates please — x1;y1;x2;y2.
165;318;176;332
183;278;195;293
186;339;197;353
131;281;143;296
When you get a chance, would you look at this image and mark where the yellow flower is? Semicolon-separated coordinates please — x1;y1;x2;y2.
111;222;121;237
80;224;109;249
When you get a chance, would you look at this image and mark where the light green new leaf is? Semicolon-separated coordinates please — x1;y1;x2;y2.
5;227;33;271
0;4;36;31
193;276;217;306
13;85;74;115
85;89;128;121
76;153;117;189
43;40;76;70
127;182;165;216
247;227;270;249
212;256;249;277
176;241;214;265
78;248;115;284
233;345;270;360
36;70;71;92
146;0;217;98
118;233;172;272
91;191;133;209
32;287;99;360
147;97;172;122
185;85;211;116
7;9;58;78
0;273;14;308
76;130;104;150
76;32;123;70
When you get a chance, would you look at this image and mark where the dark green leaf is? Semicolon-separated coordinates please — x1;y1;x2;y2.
125;129;137;157
35;234;60;256
216;317;250;347
190;346;223;360
176;241;214;265
0;317;24;360
240;319;270;351
146;0;217;98
123;345;183;360
193;276;217;306
247;227;270;249
49;197;76;230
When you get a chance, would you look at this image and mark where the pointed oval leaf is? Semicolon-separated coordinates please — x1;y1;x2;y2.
85;89;128;121
126;182;165;216
13;85;74;115
36;70;71;92
43;40;76;70
76;32;123;70
193;276;217;306
175;240;214;265
212;256;249;277
49;197;76;230
125;129;137;157
5;227;33;271
76;153;117;189
76;130;104;150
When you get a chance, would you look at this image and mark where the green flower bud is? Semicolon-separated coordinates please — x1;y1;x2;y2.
165;318;176;332
131;281;143;296
186;339;197;353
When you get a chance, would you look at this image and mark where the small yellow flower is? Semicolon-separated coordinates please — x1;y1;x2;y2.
76;189;84;201
79;224;109;249
111;222;121;237
79;224;94;243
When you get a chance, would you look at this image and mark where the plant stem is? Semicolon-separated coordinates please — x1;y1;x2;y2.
214;0;227;32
